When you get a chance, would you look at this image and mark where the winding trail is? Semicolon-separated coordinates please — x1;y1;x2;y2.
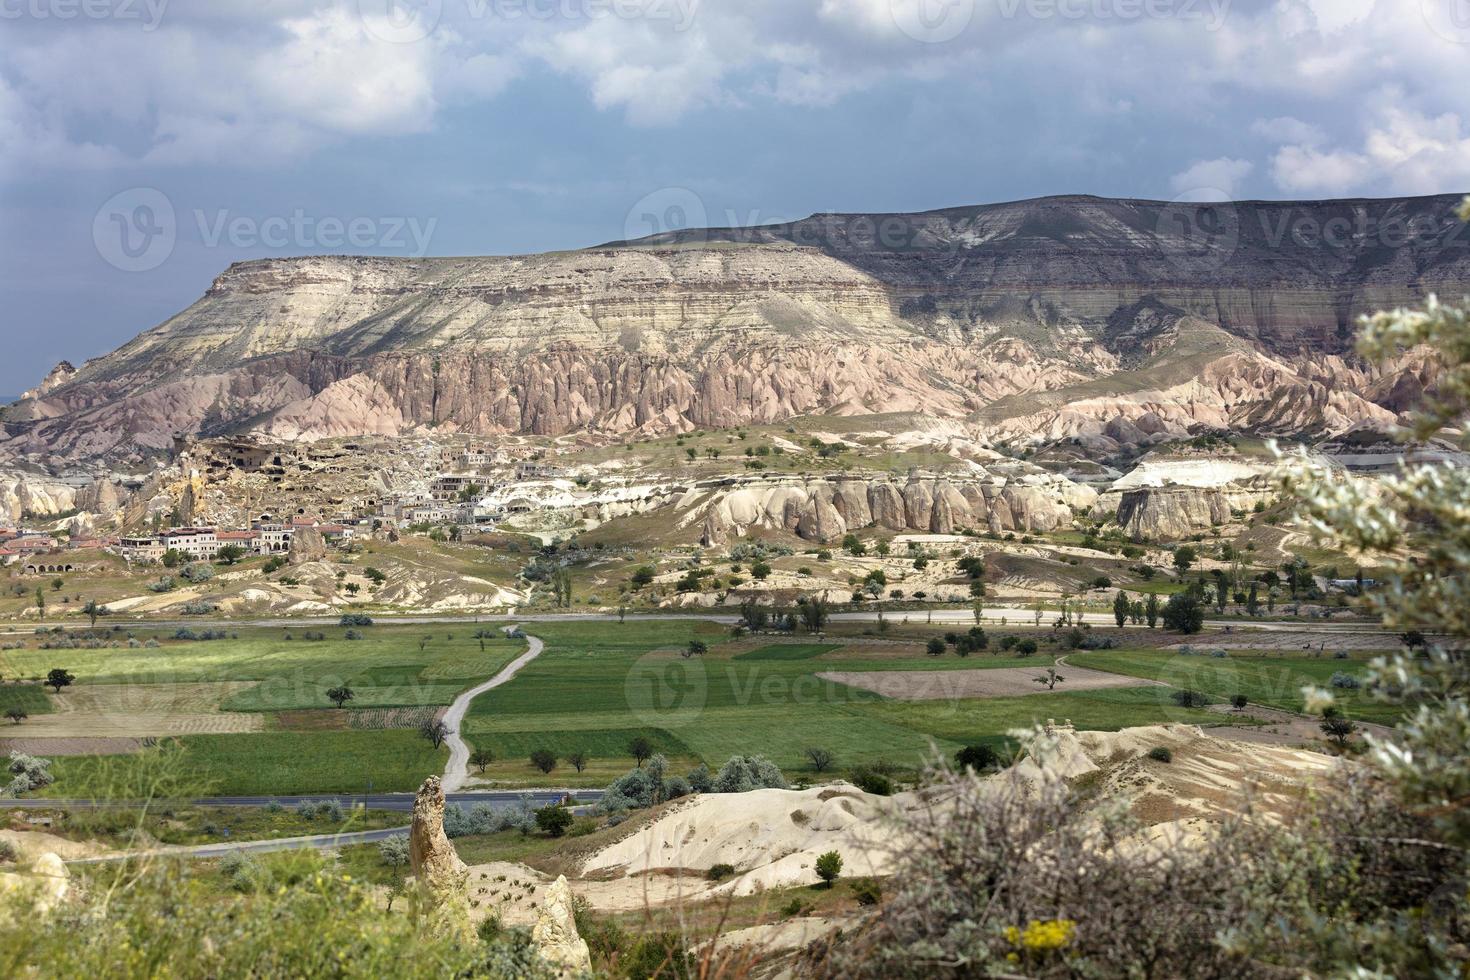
440;627;544;793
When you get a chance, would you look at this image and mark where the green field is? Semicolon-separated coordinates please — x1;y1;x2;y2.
459;621;1242;781
46;730;445;797
1069;649;1401;723
0;684;53;717
0;626;523;713
733;643;841;662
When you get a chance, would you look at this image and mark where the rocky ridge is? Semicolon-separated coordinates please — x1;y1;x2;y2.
4;193;1466;465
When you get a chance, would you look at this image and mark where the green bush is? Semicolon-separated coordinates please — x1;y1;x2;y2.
1147;746;1173;763
706;863;736;882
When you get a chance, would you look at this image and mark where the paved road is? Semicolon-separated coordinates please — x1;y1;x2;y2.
14;790;598;813
66;826;412;865
2;608;1396;635
440;626;546;793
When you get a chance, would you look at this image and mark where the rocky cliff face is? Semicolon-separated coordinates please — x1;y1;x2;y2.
5;194;1465;464
1114;486;1269;541
696;473;1095;545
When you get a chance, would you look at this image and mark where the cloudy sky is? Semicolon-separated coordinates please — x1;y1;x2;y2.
2;0;1468;394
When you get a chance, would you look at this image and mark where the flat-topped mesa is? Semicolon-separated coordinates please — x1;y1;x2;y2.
5;193;1466;464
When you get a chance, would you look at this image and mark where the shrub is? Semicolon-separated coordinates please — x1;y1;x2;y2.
851;877;882;906
378;835;409;867
534;805;573;838
179;562;214;584
850;767;894;796
1172;690;1210;708
706;863;736;882
339;614;373;627
1330;671;1362;690
1148;746;1173;763
713;755;788;793
954;744;1001;773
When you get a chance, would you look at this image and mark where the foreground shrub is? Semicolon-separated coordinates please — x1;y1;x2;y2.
0;856;556;977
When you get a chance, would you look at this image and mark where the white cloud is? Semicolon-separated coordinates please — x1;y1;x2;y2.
1270;104;1470;196
1251;116;1327;147
1170;158;1255;200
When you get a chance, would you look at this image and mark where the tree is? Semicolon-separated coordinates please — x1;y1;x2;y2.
1162;593;1204;634
954;744;1000;772
530;749;557;774
1172;690;1209;709
799;596;830;634
750;560;771;581
1144;592;1160;628
1173;546;1197;572
1246;582;1261;616
216;544;246;565
617;605;628;624
4;708;26;725
683;639;708;659
1231;694;1249;713
326;685;354;709
631;566;656;589
1033;667;1065;691
925;637;946;657
815;850;843;888
1113;590;1130;628
842;534;866;556
82;599;105;627
419;719;451;750
162;548;182;568
566;750;589;773
34;587;44;613
470;749;495;773
628;735;654;767
972;598;984;625
805;747;835;773
1319;708;1357;748
535;804;572;837
46;668;74;694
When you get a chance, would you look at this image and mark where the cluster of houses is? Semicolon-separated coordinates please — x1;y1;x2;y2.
116;517;355;563
380;453;570;528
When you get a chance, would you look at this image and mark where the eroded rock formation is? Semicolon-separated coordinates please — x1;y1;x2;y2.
531;876;592;978
1114;486;1266;541
698;474;1093;544
408;776;473;943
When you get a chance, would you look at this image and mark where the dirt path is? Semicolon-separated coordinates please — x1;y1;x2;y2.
440;627;544;794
